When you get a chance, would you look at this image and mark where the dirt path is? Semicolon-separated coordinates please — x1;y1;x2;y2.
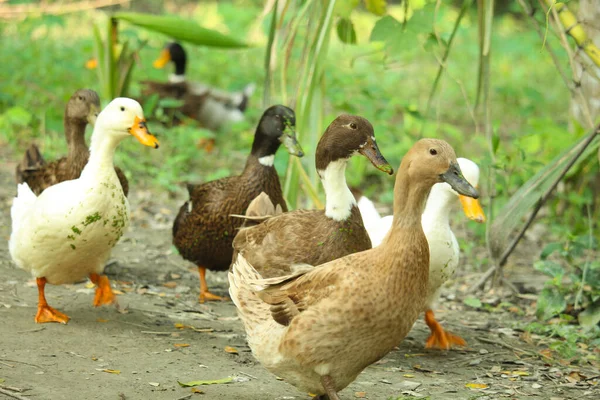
0;147;598;400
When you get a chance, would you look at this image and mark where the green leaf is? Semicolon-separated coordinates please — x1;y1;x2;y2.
540;242;563;259
363;0;387;16
177;377;234;387
336;18;357;44
578;299;600;327
335;0;360;18
536;287;567;321
533;260;565;280
463;296;482;308
370;15;402;43
114;12;250;48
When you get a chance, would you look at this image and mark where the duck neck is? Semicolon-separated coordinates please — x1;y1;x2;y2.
80;129;120;181
248;128;281;168
421;184;454;227
318;159;355;221
64;118;89;165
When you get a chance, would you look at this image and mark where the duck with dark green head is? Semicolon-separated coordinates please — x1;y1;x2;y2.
172;105;303;302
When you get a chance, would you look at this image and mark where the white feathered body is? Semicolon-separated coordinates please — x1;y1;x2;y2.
9;162;129;285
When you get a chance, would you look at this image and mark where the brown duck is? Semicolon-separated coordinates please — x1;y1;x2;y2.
229;139;479;400
232;114;393;278
173;105;303;302
15;89;129;196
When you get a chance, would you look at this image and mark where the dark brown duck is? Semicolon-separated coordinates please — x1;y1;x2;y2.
172;105;303;302
15;89;129;196
232;114;394;278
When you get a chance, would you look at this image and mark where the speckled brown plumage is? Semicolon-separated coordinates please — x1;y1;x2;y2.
232;114;393;279
173;105;302;302
139;81;209;125
229;139;480;399
15;89;129;196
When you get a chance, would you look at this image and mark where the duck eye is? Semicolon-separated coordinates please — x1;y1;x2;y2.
78;96;84;101
120;106;125;112
429;148;437;155
349;123;357;130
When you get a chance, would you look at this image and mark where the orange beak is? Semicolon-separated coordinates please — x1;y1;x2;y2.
129;116;159;149
85;58;98;70
459;188;486;223
153;49;171;69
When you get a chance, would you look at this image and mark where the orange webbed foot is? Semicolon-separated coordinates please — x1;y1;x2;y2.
424;309;466;350
90;274;117;307
35;304;70;324
198;290;229;303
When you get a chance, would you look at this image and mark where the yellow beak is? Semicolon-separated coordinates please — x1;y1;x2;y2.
129;116;159;149
153;49;171;69
459;189;486;223
85;58;98;70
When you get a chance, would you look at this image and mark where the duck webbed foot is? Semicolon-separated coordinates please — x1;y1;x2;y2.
89;273;118;307
35;277;70;324
424;309;467;350
320;375;341;400
197;266;229;303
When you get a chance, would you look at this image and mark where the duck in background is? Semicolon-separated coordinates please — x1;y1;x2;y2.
231;114;393;279
229;139;479;399
172;105;303;303
15;89;130;196
356;157;486;350
9;98;159;324
143;42;256;151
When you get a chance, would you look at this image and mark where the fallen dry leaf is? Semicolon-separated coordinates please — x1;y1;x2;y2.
113;289;124;295
224;346;238;354
148;382;160;387
465;383;488;389
354;392;367;398
174;323;186;329
403;374;415;378
191;387;204;394
174;343;190;348
172;273;182;279
85;282;95;289
178;377;234;387
96;318;109;323
163;281;177;289
101;369;121;375
404;353;425;358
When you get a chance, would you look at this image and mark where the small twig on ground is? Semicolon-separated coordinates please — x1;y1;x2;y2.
0;360;14;367
175;394;192;400
0;385;24;393
0;387;29;400
239;371;259;380
16;327;45;334
476;337;537;358
0;359;43;369
140;331;172;335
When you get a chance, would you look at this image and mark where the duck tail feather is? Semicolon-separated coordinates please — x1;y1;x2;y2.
11;183;37;233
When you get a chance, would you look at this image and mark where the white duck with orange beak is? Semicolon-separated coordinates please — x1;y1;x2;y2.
358;157;486;349
9;98;159;324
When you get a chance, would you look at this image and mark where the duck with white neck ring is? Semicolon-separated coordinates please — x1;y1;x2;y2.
9;98;159;324
229;139;479;400
172;105;303;303
231;114;393;279
357;157;486;349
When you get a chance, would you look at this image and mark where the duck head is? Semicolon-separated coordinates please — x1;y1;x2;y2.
315;114;393;175
404;139;478;199
153;42;187;77
65;88;101;126
95;98;160;149
252;105;303;164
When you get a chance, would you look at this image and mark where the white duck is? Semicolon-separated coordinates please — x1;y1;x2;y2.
9;98;159;324
358;157;486;349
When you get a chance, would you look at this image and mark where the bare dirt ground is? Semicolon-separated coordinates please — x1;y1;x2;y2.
0;147;598;400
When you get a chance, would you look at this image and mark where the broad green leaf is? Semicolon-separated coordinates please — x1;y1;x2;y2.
336;18;357;44
335;0;360;18
370;15;402;42
540;242;563;259
463;296;482;308
364;0;387;16
536;287;567;320
114;12;249;48
578;299;600;327
533;260;565;280
177;377;234;387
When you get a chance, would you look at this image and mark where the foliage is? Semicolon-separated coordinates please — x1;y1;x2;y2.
534;231;600;325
